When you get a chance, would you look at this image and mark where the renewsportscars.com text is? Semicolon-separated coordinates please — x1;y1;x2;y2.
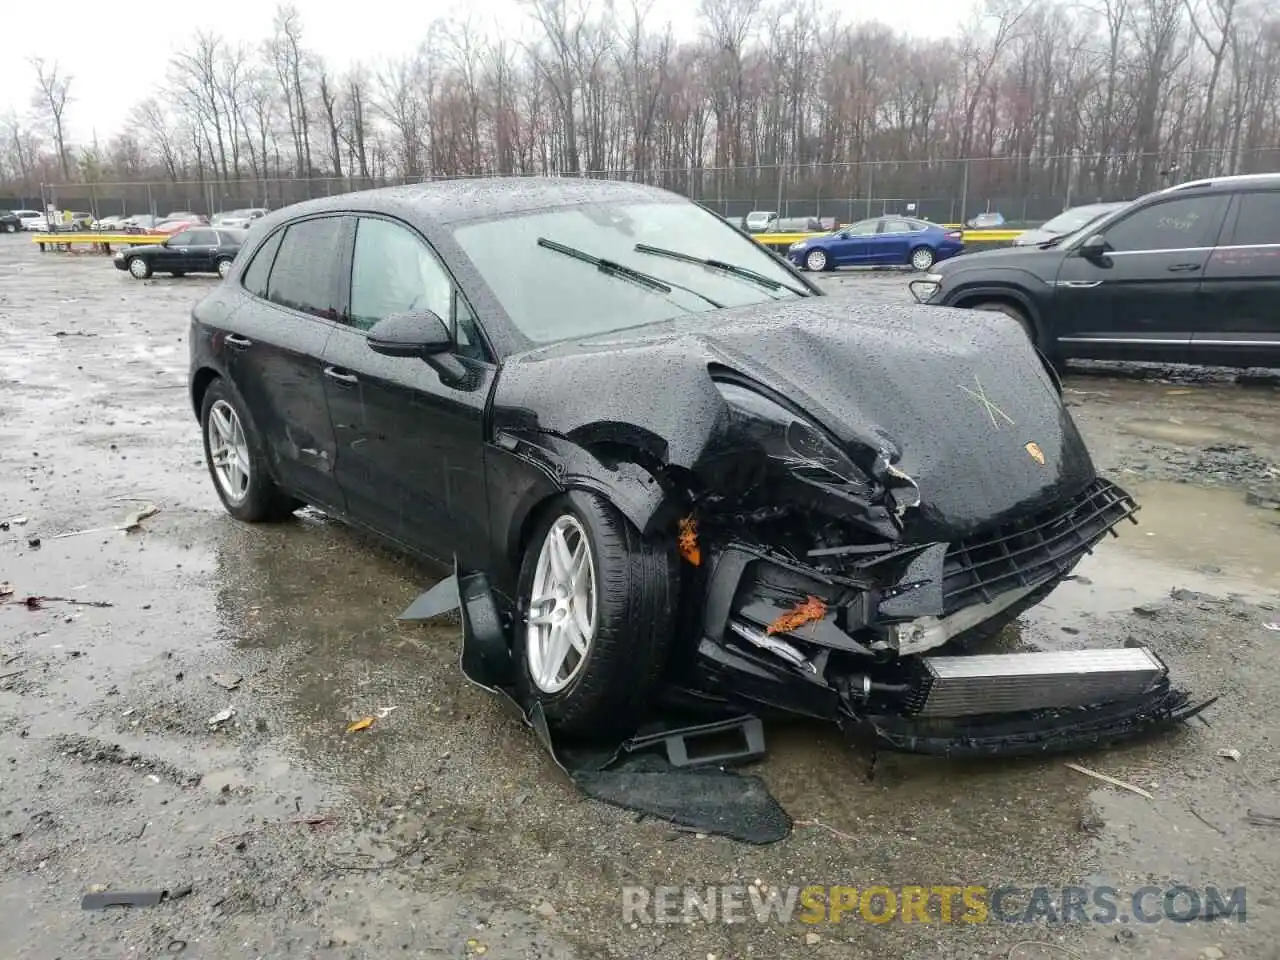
621;884;1246;925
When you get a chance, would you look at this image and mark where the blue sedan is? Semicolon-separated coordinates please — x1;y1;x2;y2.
786;217;965;272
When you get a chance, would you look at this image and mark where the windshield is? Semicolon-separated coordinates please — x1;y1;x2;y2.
452;200;810;344
1040;205;1117;235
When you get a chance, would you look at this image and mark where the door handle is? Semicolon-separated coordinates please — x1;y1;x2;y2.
323;366;358;385
224;334;252;348
1167;263;1201;272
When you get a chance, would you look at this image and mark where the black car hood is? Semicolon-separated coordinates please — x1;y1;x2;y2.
492;298;1096;540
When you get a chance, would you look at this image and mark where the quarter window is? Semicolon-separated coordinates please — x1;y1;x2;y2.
1226;192;1280;246
349;217;452;332
266;217;345;319
241;229;283;298
1102;196;1228;252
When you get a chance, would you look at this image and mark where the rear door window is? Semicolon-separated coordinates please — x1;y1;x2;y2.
1224;192;1280;246
1102;195;1229;252
266;216;346;319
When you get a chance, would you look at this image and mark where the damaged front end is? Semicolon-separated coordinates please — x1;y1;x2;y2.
672;372;1213;756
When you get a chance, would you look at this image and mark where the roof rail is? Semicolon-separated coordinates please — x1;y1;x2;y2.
1161;172;1280;193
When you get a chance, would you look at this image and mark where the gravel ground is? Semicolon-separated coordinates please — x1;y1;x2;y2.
2;241;1279;960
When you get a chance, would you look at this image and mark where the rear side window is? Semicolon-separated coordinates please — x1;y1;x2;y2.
1103;195;1228;252
241;229;283;298
266;217;345;319
189;230;217;245
881;219;914;233
1226;192;1280;246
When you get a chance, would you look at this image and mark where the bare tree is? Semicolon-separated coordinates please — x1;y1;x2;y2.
30;58;72;180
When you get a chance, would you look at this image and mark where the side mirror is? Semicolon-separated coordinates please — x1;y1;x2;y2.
367;310;452;358
1078;234;1109;259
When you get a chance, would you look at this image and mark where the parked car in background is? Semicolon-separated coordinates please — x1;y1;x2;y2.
909;173;1280;369
154;218;203;235
1011;202;1130;247
164;211;209;224
744;210;779;232
212;208;268;229
0;211;21;233
124;215;162;233
966;211;1006;229
92;214;135;232
114;227;247;279
788;216;964;271
16;210;49;231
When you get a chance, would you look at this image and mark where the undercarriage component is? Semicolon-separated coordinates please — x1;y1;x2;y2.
910;647;1168;718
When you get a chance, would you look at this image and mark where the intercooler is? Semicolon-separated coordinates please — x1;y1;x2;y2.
909;648;1168;717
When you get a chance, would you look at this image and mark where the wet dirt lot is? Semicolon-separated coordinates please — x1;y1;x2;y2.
2;240;1278;960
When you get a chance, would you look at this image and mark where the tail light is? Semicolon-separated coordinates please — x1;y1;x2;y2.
946;230;963;241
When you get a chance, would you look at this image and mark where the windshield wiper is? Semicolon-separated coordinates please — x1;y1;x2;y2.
536;237;724;308
633;243;812;298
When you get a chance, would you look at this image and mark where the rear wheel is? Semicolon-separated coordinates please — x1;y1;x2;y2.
3;223;14;234
200;378;300;523
127;257;151;279
805;248;829;272
514;491;677;738
910;246;935;271
216;258;232;279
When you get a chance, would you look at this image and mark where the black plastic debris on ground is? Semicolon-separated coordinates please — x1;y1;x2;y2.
81;884;192;909
398;572;792;845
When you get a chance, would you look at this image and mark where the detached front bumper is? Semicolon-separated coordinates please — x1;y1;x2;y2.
681;478;1216;753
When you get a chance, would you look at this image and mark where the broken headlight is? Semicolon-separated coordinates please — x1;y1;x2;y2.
715;381;874;496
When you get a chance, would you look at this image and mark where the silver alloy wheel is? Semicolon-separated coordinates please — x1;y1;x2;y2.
911;247;935;270
128;258;148;279
217;259;231;278
525;514;597;694
805;249;828;271
207;399;251;503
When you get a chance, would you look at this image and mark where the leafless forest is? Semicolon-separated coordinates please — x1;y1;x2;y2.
4;0;1279;220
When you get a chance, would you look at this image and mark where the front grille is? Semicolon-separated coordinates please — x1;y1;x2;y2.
942;479;1138;614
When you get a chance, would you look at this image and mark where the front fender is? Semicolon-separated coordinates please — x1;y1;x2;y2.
486;429;675;594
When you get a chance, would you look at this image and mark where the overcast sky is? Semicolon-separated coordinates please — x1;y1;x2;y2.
1;0;964;145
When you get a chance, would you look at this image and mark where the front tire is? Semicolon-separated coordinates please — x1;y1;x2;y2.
971;300;1036;344
128;257;151;279
910;246;935;271
3;223;14;234
514;491;677;738
805;249;829;272
199;378;299;523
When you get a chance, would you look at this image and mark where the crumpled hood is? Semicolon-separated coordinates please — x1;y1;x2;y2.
493;297;1096;540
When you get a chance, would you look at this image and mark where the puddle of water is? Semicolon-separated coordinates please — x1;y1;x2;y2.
1115;417;1255;446
1022;479;1278;645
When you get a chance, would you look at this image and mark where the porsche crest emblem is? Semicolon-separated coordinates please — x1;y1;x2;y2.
1025;441;1046;465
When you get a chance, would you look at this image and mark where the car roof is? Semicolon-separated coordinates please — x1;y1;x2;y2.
260;177;682;228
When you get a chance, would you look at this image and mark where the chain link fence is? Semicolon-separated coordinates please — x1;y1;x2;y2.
6;148;1279;226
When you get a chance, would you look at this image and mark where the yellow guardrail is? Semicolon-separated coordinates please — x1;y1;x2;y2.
751;229;1025;246
33;232;168;249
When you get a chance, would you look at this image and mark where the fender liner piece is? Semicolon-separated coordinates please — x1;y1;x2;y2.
396;566;792;844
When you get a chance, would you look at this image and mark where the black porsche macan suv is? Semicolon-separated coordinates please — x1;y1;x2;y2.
910;173;1280;369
